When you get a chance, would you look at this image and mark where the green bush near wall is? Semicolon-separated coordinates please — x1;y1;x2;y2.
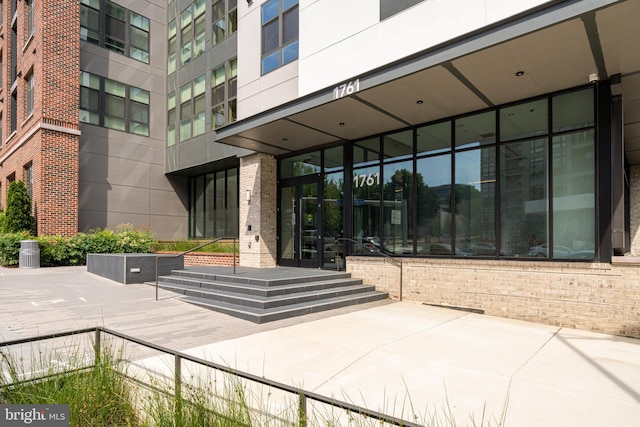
0;224;156;267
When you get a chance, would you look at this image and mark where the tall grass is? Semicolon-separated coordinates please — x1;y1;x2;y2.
1;337;495;427
0;343;139;426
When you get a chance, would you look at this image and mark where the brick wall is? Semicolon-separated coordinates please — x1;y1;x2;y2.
239;153;277;268
347;256;640;338
0;0;80;236
156;251;238;267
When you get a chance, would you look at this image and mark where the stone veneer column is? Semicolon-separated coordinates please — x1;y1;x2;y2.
239;153;278;267
631;165;640;256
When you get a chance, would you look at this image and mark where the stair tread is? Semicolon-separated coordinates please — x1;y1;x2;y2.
182;291;388;316
157;275;362;291
156;281;375;302
154;269;387;323
171;270;353;286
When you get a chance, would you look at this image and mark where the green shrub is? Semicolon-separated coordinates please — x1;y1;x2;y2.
0;232;32;267
38;236;69;267
113;223;155;253
2;181;35;234
0;224;157;267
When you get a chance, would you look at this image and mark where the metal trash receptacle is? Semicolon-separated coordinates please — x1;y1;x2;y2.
19;240;40;269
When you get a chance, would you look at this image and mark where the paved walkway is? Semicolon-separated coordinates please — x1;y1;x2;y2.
1;266;640;426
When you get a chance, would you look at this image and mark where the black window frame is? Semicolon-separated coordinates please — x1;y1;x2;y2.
261;0;299;75
79;70;150;136
80;0;150;64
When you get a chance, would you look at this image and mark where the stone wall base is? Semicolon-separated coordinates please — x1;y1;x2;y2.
346;256;640;338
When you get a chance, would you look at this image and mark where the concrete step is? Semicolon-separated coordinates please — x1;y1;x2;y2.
170;269;353;287
181;291;389;323
157;275;364;297
151;267;388;323
157;280;378;309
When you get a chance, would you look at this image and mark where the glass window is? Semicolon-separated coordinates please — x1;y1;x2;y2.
353;164;381;254
455;111;495;149
80;0;101;44
455;148;497;256
416;154;451;255
211;59;238;129
324;146;344;172
417;121;451;156
552;130;595;259
105;1;126;54
261;0;298;74
383;130;413;161
323;171;345;268
353;138;380;167
189;167;239;238
79;71;100;125
167;91;176;146
280;151;321;179
383;160;413;255
25;71;35;116
26;0;34;38
168;19;177;73
500;99;548;142
212;0;238;46
500;139;548;257
79;71;149;135
81;1;150;63
130;12;150;63
553;88;595;132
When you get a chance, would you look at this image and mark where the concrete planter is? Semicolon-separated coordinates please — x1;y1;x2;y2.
87;253;184;284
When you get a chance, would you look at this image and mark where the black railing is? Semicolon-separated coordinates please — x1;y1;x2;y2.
335;237;404;301
155;237;238;301
0;327;422;427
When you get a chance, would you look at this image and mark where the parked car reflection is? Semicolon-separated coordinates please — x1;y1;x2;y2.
527;244;573;258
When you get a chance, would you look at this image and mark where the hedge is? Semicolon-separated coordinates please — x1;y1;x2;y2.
0;224;156;267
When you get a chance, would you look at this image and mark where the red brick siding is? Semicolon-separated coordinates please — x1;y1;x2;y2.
156;251;239;267
0;1;80;236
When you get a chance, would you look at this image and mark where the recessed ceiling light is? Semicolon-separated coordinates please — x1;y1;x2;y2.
282;138;288;141
339;122;345;126
515;71;525;77
416;100;424;104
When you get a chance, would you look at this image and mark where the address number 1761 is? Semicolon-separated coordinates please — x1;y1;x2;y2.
333;79;360;100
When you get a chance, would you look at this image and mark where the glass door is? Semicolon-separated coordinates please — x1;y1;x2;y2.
279;184;296;264
278;176;321;267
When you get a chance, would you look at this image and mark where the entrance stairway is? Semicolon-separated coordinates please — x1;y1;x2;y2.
153;267;388;323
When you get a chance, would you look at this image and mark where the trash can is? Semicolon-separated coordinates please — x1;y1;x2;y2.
19;240;40;269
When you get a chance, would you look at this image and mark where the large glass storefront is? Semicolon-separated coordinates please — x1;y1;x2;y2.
278;86;597;266
189;167;239;238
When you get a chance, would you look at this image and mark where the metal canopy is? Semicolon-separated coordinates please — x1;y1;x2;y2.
215;0;640;165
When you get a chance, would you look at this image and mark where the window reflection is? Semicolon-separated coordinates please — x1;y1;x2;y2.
455;111;495;149
280;151;321;179
500;139;548;257
382;161;413;255
455;148;496;256
352;165;381;254
552;131;595;259
416;154;451;255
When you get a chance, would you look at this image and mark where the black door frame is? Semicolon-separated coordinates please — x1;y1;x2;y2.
277;174;322;268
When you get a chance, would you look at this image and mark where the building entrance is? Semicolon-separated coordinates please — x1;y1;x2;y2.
278;176;321;268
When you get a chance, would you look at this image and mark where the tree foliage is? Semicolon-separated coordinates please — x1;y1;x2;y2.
2;181;35;234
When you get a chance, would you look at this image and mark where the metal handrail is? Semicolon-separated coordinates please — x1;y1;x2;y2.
0;326;422;427
155;237;238;301
335;237;403;301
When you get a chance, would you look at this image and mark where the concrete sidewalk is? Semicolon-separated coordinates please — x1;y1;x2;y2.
1;266;640;425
